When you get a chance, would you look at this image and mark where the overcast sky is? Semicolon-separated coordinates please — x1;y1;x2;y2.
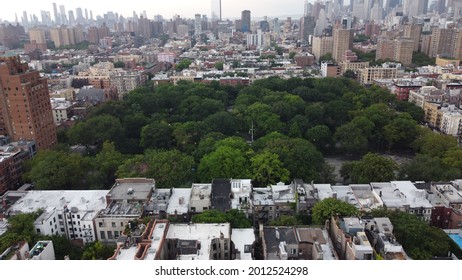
0;0;310;22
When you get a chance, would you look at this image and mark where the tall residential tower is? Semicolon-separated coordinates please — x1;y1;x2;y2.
0;55;57;150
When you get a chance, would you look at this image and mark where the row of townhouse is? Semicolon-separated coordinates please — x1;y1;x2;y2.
2;178;462;248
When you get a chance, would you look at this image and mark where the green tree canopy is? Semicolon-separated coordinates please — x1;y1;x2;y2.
340;153;398;184
175;59;192;71
250;151;290;187
197;146;250;182
117;149;195;188
312;198;359;225
192;209;252;228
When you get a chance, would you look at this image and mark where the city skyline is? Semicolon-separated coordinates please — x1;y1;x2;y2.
0;0;308;22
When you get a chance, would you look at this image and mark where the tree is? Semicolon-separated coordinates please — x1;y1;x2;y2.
67;115;125;149
387;211;450;259
250;151;290;187
0;212;41;253
203;112;240;136
383;113;418;150
270;215;298;226
340;153;398;183
140;122;174;149
172;121;207;154
23;150;94;190
192;209;252;228
342;69;356;79
289;51;297;60
312;198;359;225
399;154;460;182
225;209;252;228
214;61;224;70
113;61;125;68
94;141;125;188
175;59;192;71
192;210;227;223
81;241;116;260
263;138;326;182
197;146;250;182
117;149;195;188
334;122;369;155
319;53;333;61
412;129;458;157
305;125;332;151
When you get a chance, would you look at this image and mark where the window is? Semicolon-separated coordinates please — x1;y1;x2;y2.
291;249;297;255
77;215;80;219
58;214;63;219
99;222;103;227
120;222;123;227
107;231;113;239
114;231;119;239
111;222;116;228
100;231;106;239
244;245;251;253
203;207;208;211
36;228;41;233
191;207;196;212
60;228;65;232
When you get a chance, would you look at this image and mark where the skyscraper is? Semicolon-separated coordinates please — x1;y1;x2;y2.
300;16;315;43
59;5;67;25
52;3;59;25
195;14;202;36
0;55;57;150
241;10;251;33
211;0;222;21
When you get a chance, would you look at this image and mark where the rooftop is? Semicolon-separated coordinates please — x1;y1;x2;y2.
7;190;109;215
231;228;255;260
371;181;432;209
211;179;231;212
145;221;168;260
271;182;296;203
253;187;274;206
190;184;211;199
263;227;297;260
166;188;191;215
432;183;462;204
166;223;230;260
108;178;155;202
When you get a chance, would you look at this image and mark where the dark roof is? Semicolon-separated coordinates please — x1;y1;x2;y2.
211;179;231;212
77;88;104;103
263;227;297;254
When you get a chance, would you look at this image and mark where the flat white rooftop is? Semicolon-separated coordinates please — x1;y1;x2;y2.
231;228;255;260
8;190;109;214
115;246;139;260
166;223;230;260
145;221;168;260
166;188;191;215
371;181;432;209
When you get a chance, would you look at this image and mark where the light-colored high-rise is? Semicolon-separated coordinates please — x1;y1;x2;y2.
332;28;353;62
211;0;222;21
29;28;46;45
312;36;334;62
404;24;422;52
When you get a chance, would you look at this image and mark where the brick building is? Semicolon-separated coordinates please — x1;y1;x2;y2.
0;55;57;150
